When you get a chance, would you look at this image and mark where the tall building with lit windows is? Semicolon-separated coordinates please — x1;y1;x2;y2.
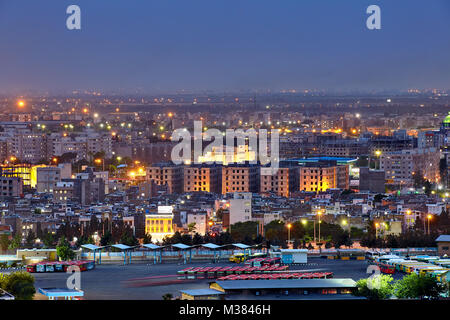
221;165;259;195
8;133;48;163
299;162;349;192
184;165;221;193
260;166;299;197
146;163;184;194
380;147;440;188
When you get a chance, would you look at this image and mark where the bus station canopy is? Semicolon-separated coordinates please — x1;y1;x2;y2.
80;244;106;251
111;244;133;250
172;243;192;250
201;243;223;250
142;244;162;250
38;288;84;299
231;243;251;249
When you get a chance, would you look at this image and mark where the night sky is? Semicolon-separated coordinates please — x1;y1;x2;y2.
0;0;449;94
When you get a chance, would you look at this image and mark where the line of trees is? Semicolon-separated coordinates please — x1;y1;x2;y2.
162;231;233;246
161;220;355;249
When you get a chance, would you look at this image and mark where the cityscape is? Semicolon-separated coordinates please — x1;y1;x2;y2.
0;1;449;312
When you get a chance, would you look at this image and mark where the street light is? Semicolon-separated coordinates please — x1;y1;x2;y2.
406;209;412;229
95;158;105;171
287;223;292;247
427;214;432;235
375;222;380;238
317;210;323;243
374;150;382;169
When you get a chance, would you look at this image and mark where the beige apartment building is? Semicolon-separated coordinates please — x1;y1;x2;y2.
222;165;259;195
299;164;349;192
260;167;299;197
380;148;440;188
146;164;184;194
184;165;221;194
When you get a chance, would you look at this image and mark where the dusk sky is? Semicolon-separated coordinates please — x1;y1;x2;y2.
0;0;449;94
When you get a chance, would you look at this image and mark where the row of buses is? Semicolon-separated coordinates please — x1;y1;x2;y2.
372;255;450;283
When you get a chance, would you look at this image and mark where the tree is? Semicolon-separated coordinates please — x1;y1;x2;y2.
187;222;197;233
42;231;56;248
25;230;36;248
230;221;258;243
120;227;139;246
0;271;36;300
9;233;22;250
162;293;173;300
354;274;394;300
0;234;10;252
394;273;445;299
75;235;94;247
142;233;152;244
264;220;286;244
180;234;193;246
192;233;203;245
56;237;75;261
100;231;113;246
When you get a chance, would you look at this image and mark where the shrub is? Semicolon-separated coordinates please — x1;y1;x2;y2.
354;274;394;300
0;271;36;300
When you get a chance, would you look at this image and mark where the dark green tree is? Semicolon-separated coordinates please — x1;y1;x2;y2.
142;233;152;244
100;231;113;246
354;275;394;300
9;233;22;250
394;273;445;299
25;231;36;248
230;221;258;243
56;236;75;261
0;271;36;300
0;234;10;252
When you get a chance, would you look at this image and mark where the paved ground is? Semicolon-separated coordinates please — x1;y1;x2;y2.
32;257;404;300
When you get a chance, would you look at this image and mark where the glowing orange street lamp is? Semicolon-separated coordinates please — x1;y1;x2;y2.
375;222;380;238
17;100;25;108
427;214;432;235
287;223;292;245
317;210;323;243
94;158;104;171
406;209;412;228
52;157;58;164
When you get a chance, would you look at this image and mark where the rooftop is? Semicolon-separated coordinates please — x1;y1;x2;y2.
215;278;356;290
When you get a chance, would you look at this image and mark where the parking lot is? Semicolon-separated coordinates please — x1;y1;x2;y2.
32;257;404;300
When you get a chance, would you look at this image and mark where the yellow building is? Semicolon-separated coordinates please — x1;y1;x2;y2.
145;213;174;242
299;164;349;192
0;164;48;187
